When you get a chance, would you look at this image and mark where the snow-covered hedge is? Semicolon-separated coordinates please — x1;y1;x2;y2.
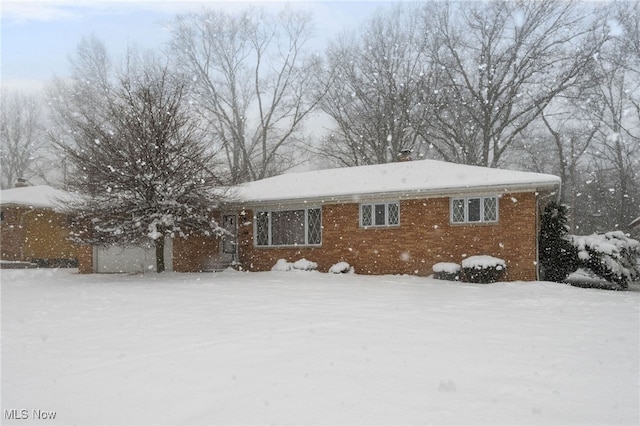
432;262;461;281
271;258;318;272
570;231;639;289
329;262;354;274
271;259;293;272
461;255;506;284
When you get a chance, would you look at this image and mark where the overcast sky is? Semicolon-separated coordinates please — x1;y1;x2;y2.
1;0;391;91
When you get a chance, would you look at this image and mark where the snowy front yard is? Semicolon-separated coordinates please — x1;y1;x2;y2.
2;268;638;425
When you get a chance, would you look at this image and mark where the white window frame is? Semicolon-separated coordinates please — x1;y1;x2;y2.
360;202;400;228
450;196;499;224
254;207;322;247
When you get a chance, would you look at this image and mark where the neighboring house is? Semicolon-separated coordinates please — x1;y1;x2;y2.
1;184;79;266
77;159;561;280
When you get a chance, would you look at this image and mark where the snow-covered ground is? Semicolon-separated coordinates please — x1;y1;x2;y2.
2;268;638;425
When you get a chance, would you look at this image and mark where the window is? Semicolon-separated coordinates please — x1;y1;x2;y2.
360;202;400;227
450;196;498;224
255;207;322;247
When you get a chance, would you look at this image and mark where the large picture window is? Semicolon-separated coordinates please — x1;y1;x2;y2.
360;202;400;227
451;196;498;224
255;208;322;247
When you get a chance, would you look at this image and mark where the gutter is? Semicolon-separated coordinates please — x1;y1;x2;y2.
225;180;562;209
535;197;541;281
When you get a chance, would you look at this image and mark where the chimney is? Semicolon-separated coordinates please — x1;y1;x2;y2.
14;178;28;188
397;149;413;162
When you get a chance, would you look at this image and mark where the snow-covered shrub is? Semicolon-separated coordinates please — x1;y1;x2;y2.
293;258;318;271
271;258;318;272
570;231;640;289
271;259;293;272
432;262;461;281
329;262;354;274
461;256;506;284
539;202;579;282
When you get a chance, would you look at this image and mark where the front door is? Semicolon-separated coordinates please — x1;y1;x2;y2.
221;214;238;264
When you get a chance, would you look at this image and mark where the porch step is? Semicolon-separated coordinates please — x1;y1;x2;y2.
203;260;233;272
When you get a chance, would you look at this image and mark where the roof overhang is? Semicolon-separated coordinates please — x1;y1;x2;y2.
224;180;561;209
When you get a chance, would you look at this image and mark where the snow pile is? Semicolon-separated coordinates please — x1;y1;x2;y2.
328;261;354;274
271;258;318;272
461;255;506;270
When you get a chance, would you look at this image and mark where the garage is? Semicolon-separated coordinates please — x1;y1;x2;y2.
93;238;173;273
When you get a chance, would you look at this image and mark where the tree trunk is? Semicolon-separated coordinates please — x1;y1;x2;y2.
155;236;165;273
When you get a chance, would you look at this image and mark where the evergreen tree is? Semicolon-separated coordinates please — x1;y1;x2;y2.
571;232;640;290
539;201;579;282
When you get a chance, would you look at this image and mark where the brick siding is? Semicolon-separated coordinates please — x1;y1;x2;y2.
173;233;220;272
237;192;539;281
1;207;25;260
77;245;94;273
1;206;78;263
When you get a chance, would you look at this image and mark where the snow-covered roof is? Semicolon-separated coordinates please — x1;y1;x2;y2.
233;159;560;205
0;185;77;212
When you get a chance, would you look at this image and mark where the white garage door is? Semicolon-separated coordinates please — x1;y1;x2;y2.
94;238;173;273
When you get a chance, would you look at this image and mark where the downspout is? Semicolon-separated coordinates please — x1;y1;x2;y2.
535;196;541;281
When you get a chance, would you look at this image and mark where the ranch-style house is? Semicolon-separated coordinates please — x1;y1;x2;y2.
79;159;561;280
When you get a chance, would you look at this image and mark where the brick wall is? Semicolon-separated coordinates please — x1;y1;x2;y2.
172;233;221;272
237;192;540;281
1;206;78;263
77;245;94;273
1;207;25;260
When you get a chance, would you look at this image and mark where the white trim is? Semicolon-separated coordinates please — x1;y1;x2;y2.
450;196;499;224
359;201;400;228
230;184;559;210
254;207;322;248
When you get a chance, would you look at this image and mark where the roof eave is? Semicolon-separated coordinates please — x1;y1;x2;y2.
225;180;561;209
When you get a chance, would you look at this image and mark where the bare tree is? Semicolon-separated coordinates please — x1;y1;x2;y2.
47;35;115;190
507;102;599;231
50;39;224;272
0;90;49;188
576;2;640;231
168;6;324;183
317;4;429;166
417;0;609;167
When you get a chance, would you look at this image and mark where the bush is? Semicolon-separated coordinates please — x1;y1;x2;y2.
570;231;640;289
271;259;293;271
432;262;461;281
32;258;78;268
461;256;506;283
293;258;318;271
329;262;354;274
539;202;579;282
271;258;318;272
